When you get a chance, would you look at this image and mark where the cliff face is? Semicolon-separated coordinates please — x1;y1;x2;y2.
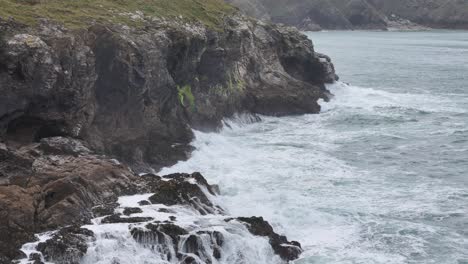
227;0;468;30
0;1;336;261
0;15;336;172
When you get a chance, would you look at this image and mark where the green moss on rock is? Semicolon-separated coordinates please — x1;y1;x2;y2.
177;85;195;110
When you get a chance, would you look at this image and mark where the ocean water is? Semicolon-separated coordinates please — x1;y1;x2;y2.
161;31;468;263
20;31;468;264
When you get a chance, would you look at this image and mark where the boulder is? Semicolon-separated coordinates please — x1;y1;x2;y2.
36;226;94;264
231;216;303;261
122;207;143;216
143;173;224;215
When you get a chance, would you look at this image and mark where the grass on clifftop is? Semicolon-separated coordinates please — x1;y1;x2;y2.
0;0;236;29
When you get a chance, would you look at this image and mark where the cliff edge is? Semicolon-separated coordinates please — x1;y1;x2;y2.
0;0;336;262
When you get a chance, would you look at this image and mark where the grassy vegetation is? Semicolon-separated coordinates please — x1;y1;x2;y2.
0;0;236;29
177;85;195;110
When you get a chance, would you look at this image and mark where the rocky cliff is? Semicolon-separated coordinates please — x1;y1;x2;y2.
0;0;336;262
227;0;468;30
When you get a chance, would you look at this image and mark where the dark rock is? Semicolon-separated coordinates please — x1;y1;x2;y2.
179;255;199;264
28;252;44;264
101;214;153;224
39;137;91;156
138;200;151;206
0;9;332;262
130;223;189;261
149;223;188;240
36;226;94;264
0;142;139;260
1;13;335;172
231;216;303;261
144;173;223;215
91;203;119;217
179;231;225;262
122;207;143;216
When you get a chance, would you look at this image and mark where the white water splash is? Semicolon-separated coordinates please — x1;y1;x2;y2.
162;82;468;264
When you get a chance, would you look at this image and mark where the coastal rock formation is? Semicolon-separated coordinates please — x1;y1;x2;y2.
36;226;94;264
0;14;336;172
227;0;468;30
0;0;336;262
0;138;139;260
26;171;301;264
229;217;303;261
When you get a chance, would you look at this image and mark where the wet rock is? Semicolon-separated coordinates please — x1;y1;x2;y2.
179;230;225;262
231;216;303;261
1;8;335;262
138;200;151;206
131;223;224;263
144;173;223;215
131;223;189;261
28;252;44;264
91;203;119;217
122;207;143;216
36;226;94;264
0;142;139;260
101;214;153;224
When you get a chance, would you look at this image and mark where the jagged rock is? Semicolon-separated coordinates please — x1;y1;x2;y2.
130;223;189;262
91;203;119;217
131;223;224;263
28;252;44;264
0;142;139;261
230;216;303;261
0;6;334;262
39;137;91;156
1;12;335;171
143;173;223;215
122;207;143;216
101;214;153;224
36;226;94;264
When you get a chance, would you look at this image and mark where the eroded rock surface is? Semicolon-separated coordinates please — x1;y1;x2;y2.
143;172;224;215
0;138;138;261
0;14;336;173
36;226;94;264
0;8;336;263
230;216;303;261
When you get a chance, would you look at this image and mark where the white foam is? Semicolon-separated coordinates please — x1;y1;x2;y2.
161;82;468;263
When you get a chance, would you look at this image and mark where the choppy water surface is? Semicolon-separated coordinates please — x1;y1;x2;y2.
162;31;468;263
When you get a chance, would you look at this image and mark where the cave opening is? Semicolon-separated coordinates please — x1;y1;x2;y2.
5;116;67;147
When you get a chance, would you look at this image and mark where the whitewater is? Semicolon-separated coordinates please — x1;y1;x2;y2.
161;31;468;263
18;31;468;264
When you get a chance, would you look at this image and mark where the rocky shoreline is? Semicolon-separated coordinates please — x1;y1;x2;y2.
0;5;336;263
